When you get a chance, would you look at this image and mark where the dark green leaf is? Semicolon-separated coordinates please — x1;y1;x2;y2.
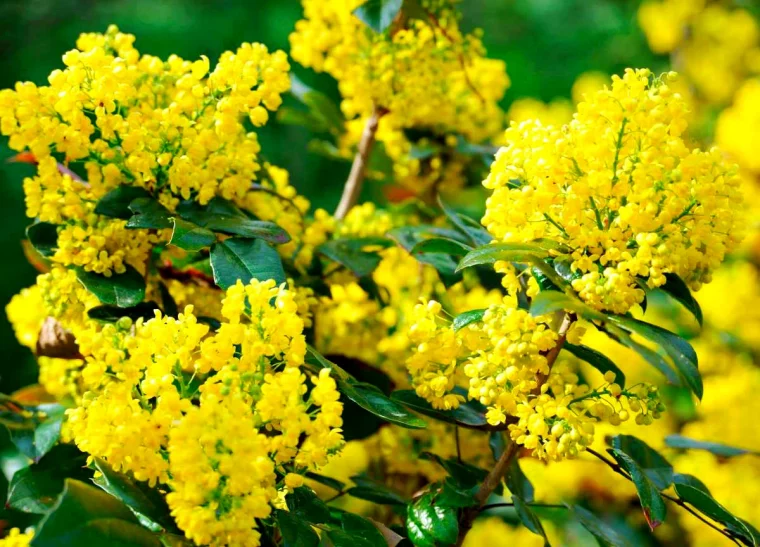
437;196;487;246
505;459;534;503
317;237;391;277
210;238;286;289
126;197;173;229
390;389;486;429
76;266;146;308
276;509;319;547
455;214;493;246
420;453;487;491
529;290;605;321
564;344;626;388
8;445;88;514
660;274;703;326
95;186;151;219
26;222;58;257
340;513;388;547
353;0;403;33
176;198;290;244
673;473;711;494
665;435;756;458
609;316;702;399
568;505;635;547
489;431;506;460
513;496;549;545
344;383;426;429
435;479;476;508
32;479;161;546
289;75;345;135
348;476;406;506
305;472;345;493
91;458;175;532
32;405;66;461
87;302;162;323
606;325;682;387
286;487;332;525
609;449;666;529
277;107;331;134
674;481;757;545
611;435;673;490
456;243;550;272
410;238;472;256
406;494;458;547
452;309;486;332
169;218;216;251
387;226;463;286
158;283;178;318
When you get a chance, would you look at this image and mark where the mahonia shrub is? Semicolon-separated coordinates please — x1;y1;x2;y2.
0;2;757;547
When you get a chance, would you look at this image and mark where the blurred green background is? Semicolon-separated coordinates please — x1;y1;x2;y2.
0;0;664;392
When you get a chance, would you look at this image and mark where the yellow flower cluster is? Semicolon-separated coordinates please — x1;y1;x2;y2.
0;529;33;547
716;79;760;174
291;0;509;196
483;69;744;314
638;0;760;104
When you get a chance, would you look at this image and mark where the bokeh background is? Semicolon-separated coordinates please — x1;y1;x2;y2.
0;0;668;390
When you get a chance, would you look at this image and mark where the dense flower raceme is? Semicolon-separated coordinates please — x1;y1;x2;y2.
290;0;510;197
483;69;744;314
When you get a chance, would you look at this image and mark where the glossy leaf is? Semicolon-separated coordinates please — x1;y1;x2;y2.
437;196;491;246
305;472;345;493
353;0;403;33
339;512;388;547
410;237;472;256
91;458;176;532
456;243;549;272
390;389;487;429
609;315;702;399
317;237;390;277
452;309;486;331
32;479;161;546
26;222;58;257
406;493;458;547
513;496;550;545
420;452;487;491
529;290;605;321
611;435;673;490
348;475;407;506
564;343;626;388
76;266;146;308
94;186;151;219
505;459;534;503
210;238;286;289
660;273;703;326
610;449;666;529
286;486;332;525
87;302;162;323
568;504;635;547
169;218;216;251
126;197;173;229
276;510;319;547
665;435;756;458
388;226;463;285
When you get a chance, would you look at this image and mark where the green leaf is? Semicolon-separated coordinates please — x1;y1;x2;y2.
564;344;626;388
210;238;286;289
169;218;216;251
276;509;319;547
87;302;162;323
26;222;58;257
387;226;464;286
665;435;756;458
567;504;635;547
435;479;476;508
456;243;550;272
8;445;88;514
609;316;702;399
390;389;487;429
339;513;388;547
436;196;491;247
305;347;426;430
513;496;550;545
32;479;161;546
606;325;682;387
317;237;391;277
286;487;332;525
91;458;175;532
505;459;534;503
673;473;711;494
289;75;345;135
660;273;703;326
529;290;606;321
95;186;152;219
126;197;173;229
176;198;290;244
674;481;757;545
419;453;487;491
406;494;458;547
33;405;66;462
353;0;403;33
610;435;673;490
305;472;345;493
609;449;667;529
347;475;407;506
410;238;472;256
1;402;66;461
76;266;146;308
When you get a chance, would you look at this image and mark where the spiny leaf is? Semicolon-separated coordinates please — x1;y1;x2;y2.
169;218;216;251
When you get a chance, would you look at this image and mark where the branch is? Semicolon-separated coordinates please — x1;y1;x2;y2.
334;107;384;220
585;448;742;544
454;312;575;545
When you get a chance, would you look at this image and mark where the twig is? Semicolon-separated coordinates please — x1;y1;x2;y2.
454;312;575;546
334;107;384;220
585;447;742;544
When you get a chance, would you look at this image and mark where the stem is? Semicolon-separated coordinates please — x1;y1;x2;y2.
585;448;742;544
334;107;383;220
454;313;575;546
